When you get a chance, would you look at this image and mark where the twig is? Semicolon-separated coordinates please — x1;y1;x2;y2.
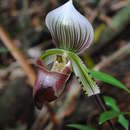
88;1;130;55
56;77;81;120
0;26;58;130
31;103;58;130
0;26;36;87
94;43;130;71
45;102;58;128
110;1;128;11
31;107;49;130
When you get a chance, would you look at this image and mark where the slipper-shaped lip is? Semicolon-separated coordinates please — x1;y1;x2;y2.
33;60;72;109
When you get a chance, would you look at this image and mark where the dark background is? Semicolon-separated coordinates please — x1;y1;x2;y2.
0;0;130;130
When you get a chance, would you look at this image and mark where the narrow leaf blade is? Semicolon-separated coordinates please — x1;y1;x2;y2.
118;115;129;130
104;96;119;111
99;111;121;124
89;70;130;94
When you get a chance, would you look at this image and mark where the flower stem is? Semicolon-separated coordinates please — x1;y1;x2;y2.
94;94;117;130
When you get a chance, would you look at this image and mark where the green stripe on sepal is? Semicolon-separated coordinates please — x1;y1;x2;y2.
68;51;100;96
40;49;65;65
40;49;65;60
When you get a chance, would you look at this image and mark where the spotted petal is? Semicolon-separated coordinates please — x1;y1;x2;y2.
45;0;94;54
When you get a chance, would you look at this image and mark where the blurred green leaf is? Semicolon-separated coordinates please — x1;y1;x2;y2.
99;110;121;124
104;96;119;111
82;53;95;68
94;24;105;43
67;124;97;130
89;70;130;94
0;47;8;53
118;115;129;130
104;96;129;130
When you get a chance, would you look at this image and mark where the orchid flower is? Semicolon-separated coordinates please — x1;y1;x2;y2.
34;0;100;109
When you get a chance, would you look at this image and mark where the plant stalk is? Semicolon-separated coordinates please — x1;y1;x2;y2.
94;94;117;130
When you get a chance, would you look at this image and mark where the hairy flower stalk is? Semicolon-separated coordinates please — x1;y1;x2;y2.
34;0;100;109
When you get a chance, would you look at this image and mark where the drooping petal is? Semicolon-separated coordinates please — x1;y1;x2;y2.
45;0;94;54
68;51;100;96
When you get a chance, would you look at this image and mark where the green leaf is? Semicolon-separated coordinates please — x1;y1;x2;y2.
104;96;119;111
118;115;129;130
99;110;130;125
99;110;121;124
89;70;130;94
67;124;97;130
68;51;100;96
104;96;129;130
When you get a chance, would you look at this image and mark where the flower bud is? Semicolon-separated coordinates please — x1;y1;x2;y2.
34;59;71;109
45;0;94;54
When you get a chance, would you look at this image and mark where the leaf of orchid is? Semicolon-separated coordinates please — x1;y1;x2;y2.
104;96;119;111
68;51;100;96
104;96;129;130
99;111;121;124
89;70;130;94
40;49;65;65
118;115;129;130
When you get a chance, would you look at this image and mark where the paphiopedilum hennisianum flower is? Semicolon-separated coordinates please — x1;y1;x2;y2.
34;0;100;109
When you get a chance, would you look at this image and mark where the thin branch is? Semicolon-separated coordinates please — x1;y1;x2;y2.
31;102;58;130
0;26;60;129
44;102;58;129
31;107;49;130
94;43;130;71
88;2;130;55
0;26;36;87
